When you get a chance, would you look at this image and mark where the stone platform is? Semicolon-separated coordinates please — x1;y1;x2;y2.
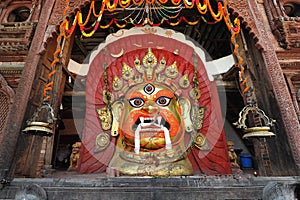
0;175;299;200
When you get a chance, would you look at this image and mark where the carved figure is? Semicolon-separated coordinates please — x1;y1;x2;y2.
227;141;243;174
77;27;231;176
67;142;81;171
227;141;239;168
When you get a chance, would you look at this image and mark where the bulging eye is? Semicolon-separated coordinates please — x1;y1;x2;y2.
129;98;145;108
156;96;172;106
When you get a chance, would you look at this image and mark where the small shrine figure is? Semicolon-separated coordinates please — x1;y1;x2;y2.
67;142;81;171
227;141;243;174
227;141;239;168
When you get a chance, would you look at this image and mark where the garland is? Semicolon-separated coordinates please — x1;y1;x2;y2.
44;0;247;102
59;0;236;37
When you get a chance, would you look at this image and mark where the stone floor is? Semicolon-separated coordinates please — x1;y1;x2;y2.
1;167;299;200
1;173;299;200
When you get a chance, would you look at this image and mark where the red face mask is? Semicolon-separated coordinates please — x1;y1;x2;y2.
119;83;184;152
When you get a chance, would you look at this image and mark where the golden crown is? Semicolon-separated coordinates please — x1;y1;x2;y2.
106;48;201;101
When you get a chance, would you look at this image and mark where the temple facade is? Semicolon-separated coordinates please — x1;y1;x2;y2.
0;0;299;199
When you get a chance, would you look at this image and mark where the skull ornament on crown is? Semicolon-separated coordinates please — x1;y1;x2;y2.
76;27;231;176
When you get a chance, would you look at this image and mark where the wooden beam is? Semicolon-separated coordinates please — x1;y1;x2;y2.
63;90;86;96
75;36;88;56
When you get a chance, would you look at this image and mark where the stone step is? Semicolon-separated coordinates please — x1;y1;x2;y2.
0;176;299;200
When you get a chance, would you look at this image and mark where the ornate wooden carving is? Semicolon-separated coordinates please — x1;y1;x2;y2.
0;1;32;23
260;42;300;173
0;74;14;143
48;0;89;26
280;61;300;72
229;0;300;172
0;67;23;90
263;0;300;49
261;50;300;170
0;74;14;106
284;74;300;121
282;20;300;49
0;0;56;179
0;0;41;23
0;22;37;62
228;1;264;49
46;0;266;51
45;0;88;52
264;0;288;48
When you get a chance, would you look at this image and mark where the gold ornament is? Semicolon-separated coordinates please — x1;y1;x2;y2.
165;30;173;37
122;63;134;80
103;90;114;104
142;48;157;80
96;107;112;131
134;57;143;74
111;101;124;136
165;61;179;79
189;88;201;100
178;97;193;133
134;75;144;85
156;46;165;49
191;106;205;130
112;76;123;91
156;74;165;83
142;27;157;34
110;48;124;58
133;43;142;47
193;132;210;151
156;57;166;74
108;140;193;176
142;48;157;68
111;49;195;95
94;132;110;152
173;49;179;55
179;74;190;89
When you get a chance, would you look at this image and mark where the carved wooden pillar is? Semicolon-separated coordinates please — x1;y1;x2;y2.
263;0;288;49
0;0;56;179
259;49;300;174
252;1;300;174
229;0;300;175
43;35;74;170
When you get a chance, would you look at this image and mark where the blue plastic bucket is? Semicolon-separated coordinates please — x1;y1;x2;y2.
240;154;253;168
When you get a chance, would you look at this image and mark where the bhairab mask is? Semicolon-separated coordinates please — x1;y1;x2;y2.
77;27;231;176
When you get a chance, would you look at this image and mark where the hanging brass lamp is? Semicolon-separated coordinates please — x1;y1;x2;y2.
22;33;63;137
22;102;56;137
233;104;276;139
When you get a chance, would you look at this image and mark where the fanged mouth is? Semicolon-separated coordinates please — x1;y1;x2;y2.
132;116;172;154
133;116;170;131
